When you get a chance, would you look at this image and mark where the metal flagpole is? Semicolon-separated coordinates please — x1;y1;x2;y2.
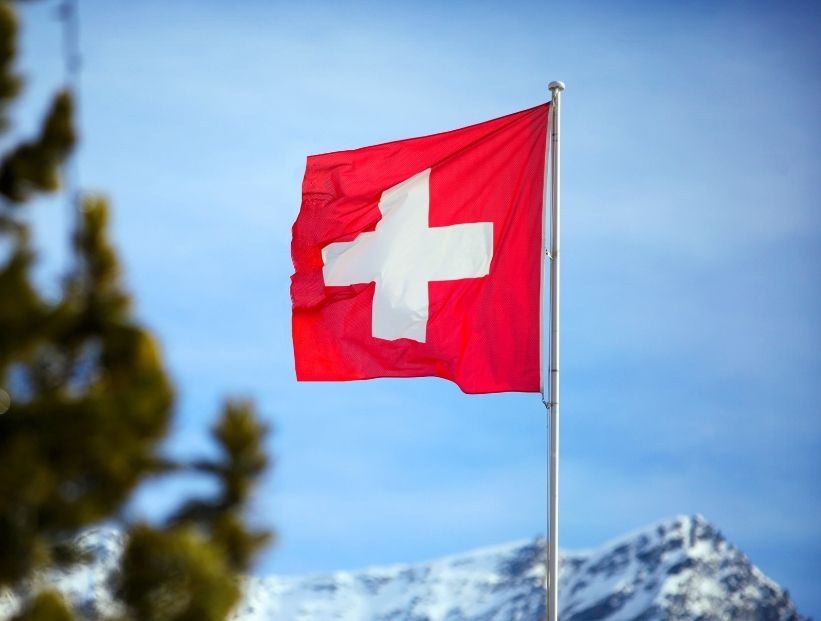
544;79;565;621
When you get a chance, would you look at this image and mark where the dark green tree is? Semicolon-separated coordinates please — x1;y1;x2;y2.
0;3;272;619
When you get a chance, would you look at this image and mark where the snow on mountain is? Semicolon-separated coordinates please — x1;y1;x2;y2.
0;515;808;621
556;516;805;621
0;528;124;620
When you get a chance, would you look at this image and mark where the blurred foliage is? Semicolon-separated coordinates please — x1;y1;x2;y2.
117;525;241;621
0;3;272;619
10;591;73;621
168;401;272;573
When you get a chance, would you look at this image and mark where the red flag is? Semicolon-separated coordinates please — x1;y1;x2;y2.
291;104;549;394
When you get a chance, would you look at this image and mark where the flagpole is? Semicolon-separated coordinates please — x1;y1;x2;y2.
545;79;565;621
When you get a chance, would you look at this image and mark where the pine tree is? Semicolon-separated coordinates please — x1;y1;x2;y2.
0;4;272;619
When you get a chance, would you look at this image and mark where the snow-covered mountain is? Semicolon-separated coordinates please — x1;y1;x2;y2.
0;515;808;621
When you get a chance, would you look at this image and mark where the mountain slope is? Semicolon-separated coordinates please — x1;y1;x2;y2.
557;516;803;621
0;515;807;621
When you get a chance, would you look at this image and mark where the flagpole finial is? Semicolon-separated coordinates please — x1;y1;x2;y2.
548;81;565;93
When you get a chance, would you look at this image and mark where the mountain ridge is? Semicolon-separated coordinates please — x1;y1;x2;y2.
0;515;808;621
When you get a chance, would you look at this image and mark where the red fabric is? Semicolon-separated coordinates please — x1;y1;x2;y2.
291;103;549;394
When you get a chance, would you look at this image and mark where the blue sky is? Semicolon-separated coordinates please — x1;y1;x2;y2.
15;0;821;617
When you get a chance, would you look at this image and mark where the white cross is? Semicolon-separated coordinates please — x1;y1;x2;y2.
322;168;494;342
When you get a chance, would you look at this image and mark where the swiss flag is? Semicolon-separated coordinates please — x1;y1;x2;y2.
291;103;549;394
